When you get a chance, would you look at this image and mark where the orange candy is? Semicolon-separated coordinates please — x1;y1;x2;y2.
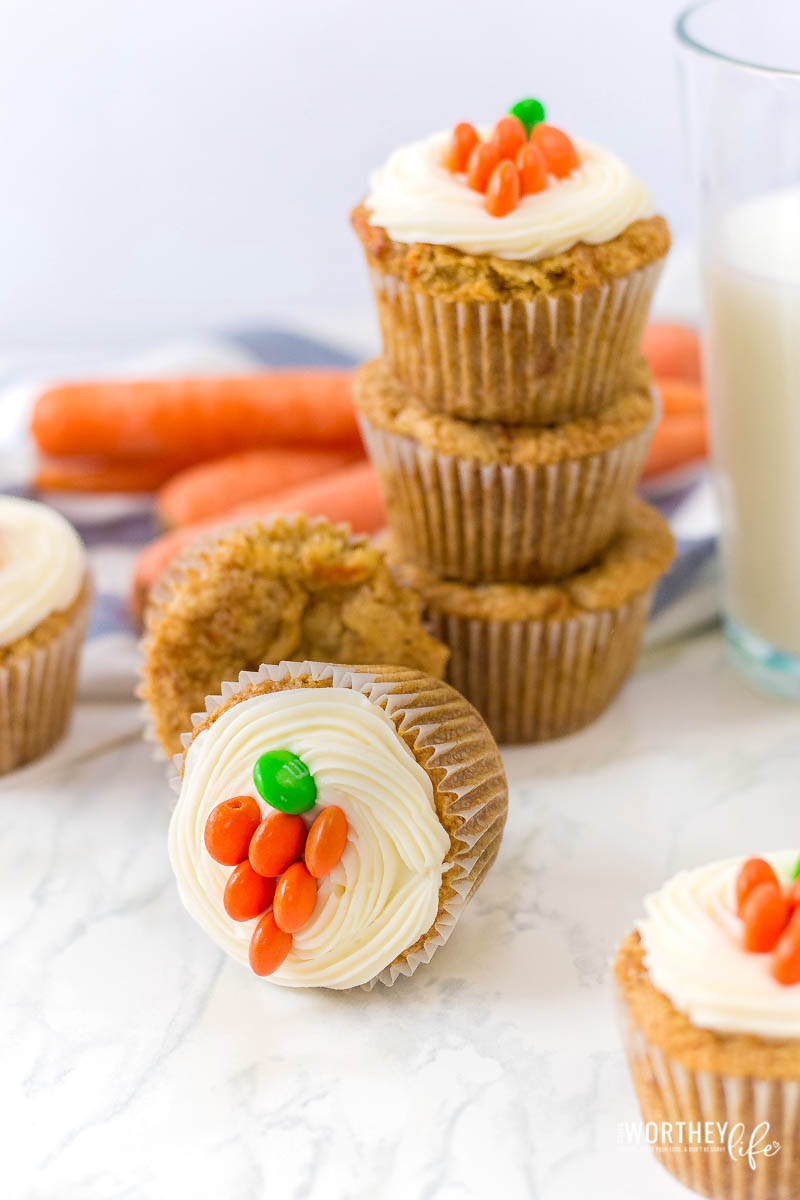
490;115;527;161
485;160;520;218
531;123;580;178
249;911;293;976
204;795;262;866
273;862;318;933
305;806;348;878
248;811;307;878
224;861;276;922
517;143;548;195
466;141;501;193
445;121;479;172
787;878;800;909
772;912;800;985
742;882;789;953
736;857;780;916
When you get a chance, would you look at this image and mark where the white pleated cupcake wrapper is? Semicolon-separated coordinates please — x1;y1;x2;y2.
358;414;654;583
617;995;800;1199
168;659;507;991
370;259;664;425
424;591;653;745
0;583;93;775
137;512;373;761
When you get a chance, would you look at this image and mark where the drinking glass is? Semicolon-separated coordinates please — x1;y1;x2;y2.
676;0;800;697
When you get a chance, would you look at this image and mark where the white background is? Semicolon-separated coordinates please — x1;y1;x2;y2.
0;0;690;345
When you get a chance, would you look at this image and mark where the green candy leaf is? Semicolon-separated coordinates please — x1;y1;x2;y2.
254;749;317;815
509;97;546;135
792;854;800;880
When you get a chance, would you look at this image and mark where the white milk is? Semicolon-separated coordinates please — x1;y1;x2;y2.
705;187;800;655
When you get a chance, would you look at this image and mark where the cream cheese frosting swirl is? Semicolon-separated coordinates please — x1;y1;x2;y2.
364;127;654;262
169;687;450;989
0;497;86;647
638;852;800;1040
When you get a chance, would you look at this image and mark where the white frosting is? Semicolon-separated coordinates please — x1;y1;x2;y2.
638;852;800;1040
364;127;654;262
0;497;86;646
169;687;450;989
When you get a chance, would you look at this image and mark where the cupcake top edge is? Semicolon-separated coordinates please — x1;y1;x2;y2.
637;851;800;1042
0;496;86;648
168;672;456;990
362;120;656;264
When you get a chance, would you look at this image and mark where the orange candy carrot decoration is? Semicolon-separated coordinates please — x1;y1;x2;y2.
531;124;580;178
445;122;479;172
31;369;360;459
490;115;527;161
466;142;501;193
517;143;547;195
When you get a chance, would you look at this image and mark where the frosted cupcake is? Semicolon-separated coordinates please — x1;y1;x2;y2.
352;100;669;425
615;852;800;1198
169;660;508;990
0;497;92;772
355;357;655;582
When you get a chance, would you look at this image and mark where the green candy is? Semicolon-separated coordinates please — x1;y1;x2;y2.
792;854;800;880
509;97;546;135
253;749;317;815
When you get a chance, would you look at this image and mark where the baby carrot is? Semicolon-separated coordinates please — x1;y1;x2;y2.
156;447;363;528
657;378;706;420
130;461;385;622
31;370;360;458
642;323;702;384
35;455;194;493
641;413;709;479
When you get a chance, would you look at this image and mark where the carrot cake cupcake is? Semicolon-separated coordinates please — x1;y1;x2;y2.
352;100;669;424
389;499;674;743
615;851;800;1198
141;514;449;757
168;659;508;989
0;496;92;773
355;357;655;583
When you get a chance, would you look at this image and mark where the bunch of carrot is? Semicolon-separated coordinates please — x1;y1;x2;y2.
639;323;708;481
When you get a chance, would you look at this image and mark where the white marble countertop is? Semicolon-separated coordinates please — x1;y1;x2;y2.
5;628;800;1200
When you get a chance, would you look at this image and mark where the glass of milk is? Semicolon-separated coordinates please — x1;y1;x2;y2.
677;0;800;697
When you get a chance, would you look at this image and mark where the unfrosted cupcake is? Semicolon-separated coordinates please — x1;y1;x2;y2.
169;659;508;990
615;851;800;1199
355;357;655;583
140;513;448;757
389;499;674;743
352;102;669;424
0;496;92;772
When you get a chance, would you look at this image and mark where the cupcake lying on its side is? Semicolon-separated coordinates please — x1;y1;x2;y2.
352;102;669;425
140;514;449;757
0;497;92;773
169;660;508;990
615;852;800;1199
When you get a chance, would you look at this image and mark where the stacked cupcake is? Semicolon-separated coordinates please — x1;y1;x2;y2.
352;101;675;743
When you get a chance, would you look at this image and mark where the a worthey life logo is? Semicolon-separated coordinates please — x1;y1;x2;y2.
617;1119;781;1169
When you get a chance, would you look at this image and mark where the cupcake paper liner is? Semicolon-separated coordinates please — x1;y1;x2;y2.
0;582;93;775
358;413;654;584
171;659;508;991
617;992;800;1199
369;259;664;425
423;590;653;744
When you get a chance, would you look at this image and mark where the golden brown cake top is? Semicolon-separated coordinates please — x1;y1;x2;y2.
352;205;670;301
141;515;449;757
354;357;654;466
390;500;674;620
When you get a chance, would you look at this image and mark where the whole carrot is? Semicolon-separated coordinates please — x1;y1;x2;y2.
131;461;385;622
642;414;709;480
32;370;360;459
35;455;196;493
657;377;706;420
156;446;363;528
642;322;702;384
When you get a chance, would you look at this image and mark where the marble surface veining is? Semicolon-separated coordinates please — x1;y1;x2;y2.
4;631;799;1200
